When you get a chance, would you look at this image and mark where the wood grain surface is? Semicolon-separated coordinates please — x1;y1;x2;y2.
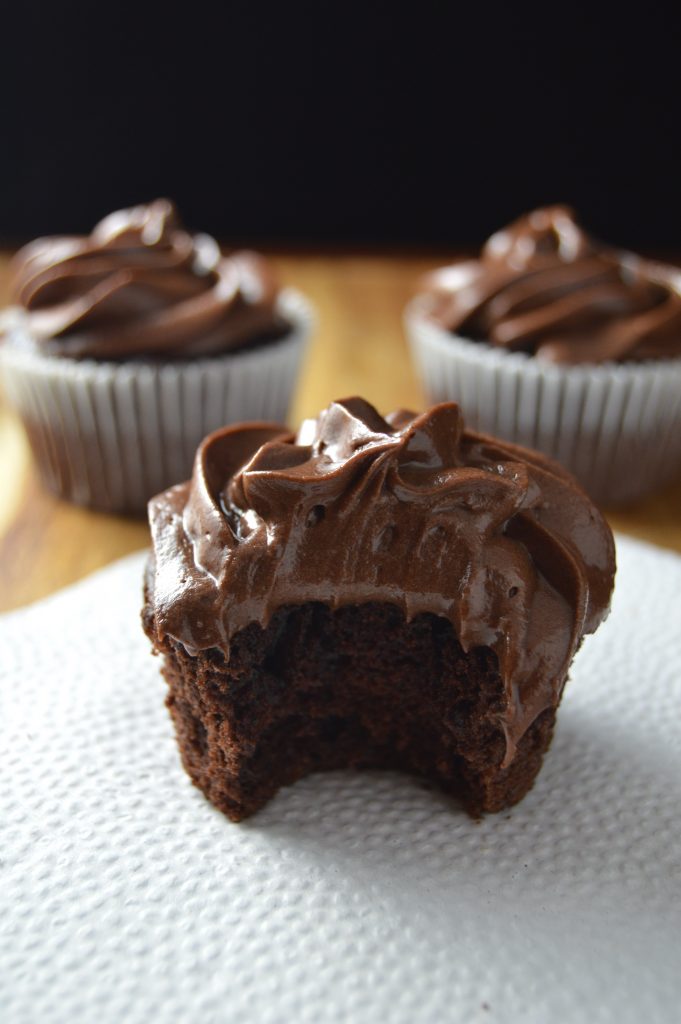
1;250;680;613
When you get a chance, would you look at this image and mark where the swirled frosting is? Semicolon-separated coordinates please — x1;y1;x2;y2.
421;206;681;364
146;397;615;764
8;199;289;360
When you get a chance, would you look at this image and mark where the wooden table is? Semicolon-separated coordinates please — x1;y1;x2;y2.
2;251;680;613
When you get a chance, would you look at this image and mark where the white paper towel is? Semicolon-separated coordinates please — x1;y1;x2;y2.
1;536;680;1024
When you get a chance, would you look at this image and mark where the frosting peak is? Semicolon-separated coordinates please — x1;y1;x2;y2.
422;206;681;364
484;205;591;268
147;398;616;766
9;200;288;360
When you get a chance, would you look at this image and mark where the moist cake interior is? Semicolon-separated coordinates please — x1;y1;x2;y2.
150;599;556;821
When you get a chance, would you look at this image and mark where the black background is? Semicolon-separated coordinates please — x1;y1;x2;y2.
2;3;680;249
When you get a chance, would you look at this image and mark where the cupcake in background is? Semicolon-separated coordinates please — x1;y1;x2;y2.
0;199;314;513
405;206;681;504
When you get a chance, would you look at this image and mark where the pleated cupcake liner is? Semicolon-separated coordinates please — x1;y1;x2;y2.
0;288;314;514
405;298;681;505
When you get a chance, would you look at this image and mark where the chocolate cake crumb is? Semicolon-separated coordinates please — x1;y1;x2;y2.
144;594;556;821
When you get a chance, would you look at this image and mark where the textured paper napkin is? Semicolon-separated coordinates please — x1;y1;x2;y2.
2;535;680;1024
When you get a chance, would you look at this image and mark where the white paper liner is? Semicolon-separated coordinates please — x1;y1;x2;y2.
405;299;681;504
0;288;314;513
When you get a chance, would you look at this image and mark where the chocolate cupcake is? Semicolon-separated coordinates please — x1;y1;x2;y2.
406;206;681;504
0;199;314;513
143;397;615;821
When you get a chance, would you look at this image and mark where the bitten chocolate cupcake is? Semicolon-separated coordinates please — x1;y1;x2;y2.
143;396;615;821
0;199;314;513
406;206;681;504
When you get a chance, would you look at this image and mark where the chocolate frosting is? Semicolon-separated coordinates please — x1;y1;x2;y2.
8;199;288;360
421;206;681;364
147;397;615;766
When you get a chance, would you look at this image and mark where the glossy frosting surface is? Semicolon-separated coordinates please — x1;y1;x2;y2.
421;206;681;364
147;397;616;764
9;199;288;359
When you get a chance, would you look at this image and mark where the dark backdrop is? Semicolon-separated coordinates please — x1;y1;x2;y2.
2;3;680;248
